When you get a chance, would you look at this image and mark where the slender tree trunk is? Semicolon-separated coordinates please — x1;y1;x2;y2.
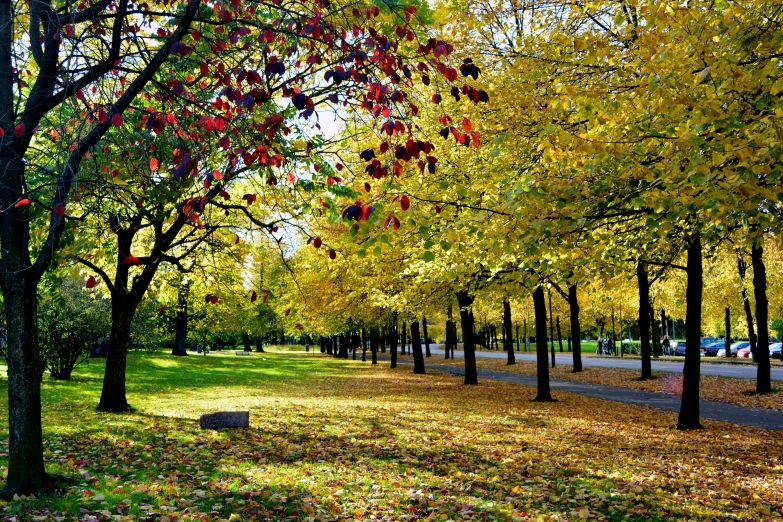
422;316;431;357
548;287;555;368
568;284;583;373
411;322;426;374
256;336;265;352
494;324;500;350
98;294;140;412
456;291;478;385
390;315;398;368
503;300;515;365
637;263;653;379
738;255;757;352
380;327;386;353
678;233;704;430
725;307;731;357
172;283;189;356
611;305;617;353
352;331;357;360
339;334;348;358
556;316;563;353
401;320;407;356
515;324;520;352
533;286;554;401
370;328;378;365
242;333;252;352
361;329;367;362
752;243;771;393
650;302;661;357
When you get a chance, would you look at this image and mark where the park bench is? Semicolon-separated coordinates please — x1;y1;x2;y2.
235;351;251;356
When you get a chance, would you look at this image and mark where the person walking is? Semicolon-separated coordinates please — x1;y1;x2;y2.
607;336;615;356
597;337;603;355
663;335;671;356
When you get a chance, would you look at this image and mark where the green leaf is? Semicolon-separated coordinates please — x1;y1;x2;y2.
423;251;435;262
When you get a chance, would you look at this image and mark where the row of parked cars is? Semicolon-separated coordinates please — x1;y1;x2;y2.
667;338;782;358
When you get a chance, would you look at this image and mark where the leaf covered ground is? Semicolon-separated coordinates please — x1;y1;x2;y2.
403;352;783;411
0;352;782;521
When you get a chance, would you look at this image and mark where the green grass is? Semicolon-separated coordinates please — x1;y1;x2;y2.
0;351;780;520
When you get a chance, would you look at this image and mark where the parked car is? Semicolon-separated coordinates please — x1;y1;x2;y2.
737;347;753;358
700;337;718;347
717;341;751;357
701;341;725;356
770;343;782;359
671;341;687;356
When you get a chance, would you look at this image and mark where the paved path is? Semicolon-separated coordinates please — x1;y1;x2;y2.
386;358;783;430
427;347;783;381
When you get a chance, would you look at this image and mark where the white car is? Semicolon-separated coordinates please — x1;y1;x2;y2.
770;342;782;359
717;341;751;357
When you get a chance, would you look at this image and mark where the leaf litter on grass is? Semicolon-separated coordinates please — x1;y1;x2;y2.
0;352;781;521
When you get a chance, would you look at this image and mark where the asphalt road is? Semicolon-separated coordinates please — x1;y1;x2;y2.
426;347;783;381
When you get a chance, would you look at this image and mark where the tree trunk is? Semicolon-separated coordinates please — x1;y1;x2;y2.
390;315;398;368
637;263;653;379
752;243;771;393
352;332;357;360
503;300;515;365
370;328;378;365
401;320;407;355
339;334;348;358
493;324;499;350
738;255;757;353
2;281;47;494
678;233;703;430
548;287;555;368
533;286;554;402
411;322;426;374
556;316;563;353
568;284;583;373
256;336;265;352
650;301;661;357
172;312;188;356
380;327;386;353
242;333;252;352
456;291;478;385
98;296;137;412
515;324;520;352
725;307;731;357
422;316;431;357
361;329;367;362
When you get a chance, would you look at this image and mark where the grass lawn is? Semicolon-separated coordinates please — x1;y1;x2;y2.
1;351;782;521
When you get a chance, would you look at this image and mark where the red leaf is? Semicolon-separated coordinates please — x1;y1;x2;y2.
313;237;322;249
364;182;371;193
54;203;65;216
250;291;258;302
158;305;168;316
383;212;393;229
85;276;97;289
400;195;410;211
112;113;122;127
235;234;240;244
295;323;303;330
462;117;472;133
98;110;108;124
0;127;5;138
14;198;30;208
393;217;400;230
329;249;336;259
205;294;218;304
285;308;291;316
14;123;25;137
149;157;159;171
121;255;142;266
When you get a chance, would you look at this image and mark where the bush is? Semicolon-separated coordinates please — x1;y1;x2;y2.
39;279;110;380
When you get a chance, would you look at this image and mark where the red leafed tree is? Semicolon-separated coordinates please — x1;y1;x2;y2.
0;0;485;497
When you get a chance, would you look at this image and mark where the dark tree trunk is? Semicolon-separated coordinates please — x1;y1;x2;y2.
326;336;333;355
738;255;757;352
493;324;499;350
548;287;555;368
725;307;731;357
611;305;617;352
556;316;563;353
390;315;398;368
97;299;135;412
2;281;47;494
401;320;407;355
352;332;357;360
678;234;704;430
361;328;367;362
533;286;554;401
422;316;431;357
637;263;653;379
370;328;378;365
411;322;426;374
380;327;386;353
523;319;528;351
242;333;252;352
568;284;583;372
339;334;348;358
515;324;520;352
256;336;265;352
503;300;515;365
446;305;454;359
752;243;771;393
456;291;478;385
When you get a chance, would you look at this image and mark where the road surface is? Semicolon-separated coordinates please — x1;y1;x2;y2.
426;347;783;381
